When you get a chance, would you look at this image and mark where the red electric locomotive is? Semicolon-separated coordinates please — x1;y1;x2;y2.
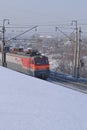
5;48;49;79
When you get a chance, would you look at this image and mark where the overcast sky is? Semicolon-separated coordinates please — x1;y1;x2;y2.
0;0;87;25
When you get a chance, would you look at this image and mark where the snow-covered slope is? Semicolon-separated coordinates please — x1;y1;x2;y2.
0;66;87;130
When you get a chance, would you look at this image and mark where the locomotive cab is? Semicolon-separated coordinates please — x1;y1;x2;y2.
34;56;49;79
35;56;49;65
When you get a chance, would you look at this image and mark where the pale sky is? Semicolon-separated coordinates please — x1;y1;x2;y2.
0;0;87;25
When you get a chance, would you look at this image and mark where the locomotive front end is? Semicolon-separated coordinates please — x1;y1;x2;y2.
34;56;49;79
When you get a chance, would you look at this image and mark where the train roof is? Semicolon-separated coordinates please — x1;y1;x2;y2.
8;49;48;58
0;66;87;130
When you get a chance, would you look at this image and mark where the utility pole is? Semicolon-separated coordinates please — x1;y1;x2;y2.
72;20;81;78
55;21;81;78
76;27;81;78
72;20;78;77
2;19;9;67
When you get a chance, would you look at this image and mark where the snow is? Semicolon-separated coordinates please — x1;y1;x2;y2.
0;66;87;130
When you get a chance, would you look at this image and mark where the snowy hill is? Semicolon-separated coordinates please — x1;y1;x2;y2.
0;66;87;130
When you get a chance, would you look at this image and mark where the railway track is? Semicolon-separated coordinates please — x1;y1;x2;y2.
0;61;87;94
49;71;87;94
50;77;87;90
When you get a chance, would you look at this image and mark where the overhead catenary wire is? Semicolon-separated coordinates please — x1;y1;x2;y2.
8;25;38;41
2;21;87;42
55;26;75;42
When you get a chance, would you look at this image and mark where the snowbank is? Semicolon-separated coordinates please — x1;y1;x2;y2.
0;67;87;130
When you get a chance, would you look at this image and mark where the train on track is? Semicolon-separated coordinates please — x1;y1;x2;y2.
0;48;49;79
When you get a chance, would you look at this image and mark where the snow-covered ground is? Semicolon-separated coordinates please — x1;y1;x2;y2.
0;66;87;130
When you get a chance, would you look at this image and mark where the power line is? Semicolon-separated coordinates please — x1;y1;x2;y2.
55;26;75;42
8;25;38;41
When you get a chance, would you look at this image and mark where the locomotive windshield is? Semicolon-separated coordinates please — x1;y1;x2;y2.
35;57;49;65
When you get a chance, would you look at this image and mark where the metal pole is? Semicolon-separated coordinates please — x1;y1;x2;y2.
72;20;78;78
76;27;81;78
2;19;9;67
72;21;81;78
